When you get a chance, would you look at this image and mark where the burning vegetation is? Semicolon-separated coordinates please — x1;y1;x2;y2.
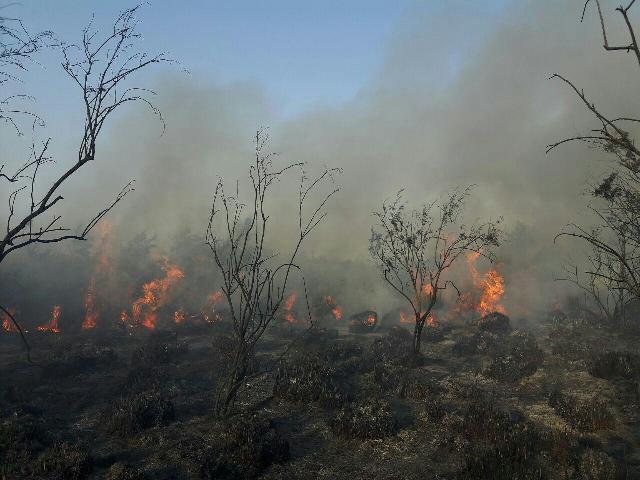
3;2;640;479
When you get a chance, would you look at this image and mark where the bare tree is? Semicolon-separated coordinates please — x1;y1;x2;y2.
369;187;502;356
0;6;169;353
206;129;340;417
550;0;640;324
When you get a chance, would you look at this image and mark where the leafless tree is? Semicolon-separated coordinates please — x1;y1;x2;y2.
550;0;640;324
1;6;169;354
369;187;502;356
0;6;53;133
206;129;340;417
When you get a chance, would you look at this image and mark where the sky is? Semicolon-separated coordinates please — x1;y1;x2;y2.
14;0;511;118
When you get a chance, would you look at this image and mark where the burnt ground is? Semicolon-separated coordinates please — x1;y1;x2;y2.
1;312;640;479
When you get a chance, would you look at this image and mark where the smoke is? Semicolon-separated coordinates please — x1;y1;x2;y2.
4;0;640;324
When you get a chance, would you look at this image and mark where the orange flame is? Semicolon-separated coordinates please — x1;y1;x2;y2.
465;252;506;316
2;308;18;332
323;295;343;320
284;292;297;324
173;309;185;324
365;313;376;326
37;305;61;333
82;221;114;330
129;258;185;329
399;309;412;324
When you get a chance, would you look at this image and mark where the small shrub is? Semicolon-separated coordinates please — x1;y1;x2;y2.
105;389;175;437
273;354;347;408
477;312;512;335
36;441;92;480
589;351;640;380
0;415;48;476
331;398;397;439
106;463;148;480
484;331;544;382
548;390;614;432
578;448;619;480
131;331;187;368
185;414;289;480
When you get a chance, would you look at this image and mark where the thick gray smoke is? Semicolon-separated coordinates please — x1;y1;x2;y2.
4;0;640;324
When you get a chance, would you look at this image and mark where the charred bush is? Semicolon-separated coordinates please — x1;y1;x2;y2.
105;389;175;437
484;331;544;382
183;414;289;480
0;415;48;477
548;390;614;432
331;398;397;439
399;372;441;401
476;312;512;335
211;334;259;377
458;396;542;479
43;343;117;377
452;331;502;357
589;351;640;380
578;448;620;480
131;330;187;368
368;326;413;366
348;310;378;333
273;353;347;408
36;441;92;480
106;463;148;480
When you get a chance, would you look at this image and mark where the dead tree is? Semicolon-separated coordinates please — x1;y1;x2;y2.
0;6;169;352
369;188;502;356
550;0;640;324
0;8;53;134
206;129;340;417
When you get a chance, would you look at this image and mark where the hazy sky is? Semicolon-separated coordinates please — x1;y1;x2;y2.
15;1;511;118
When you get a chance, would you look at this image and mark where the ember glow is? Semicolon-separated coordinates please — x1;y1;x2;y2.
82;278;98;330
37;305;61;333
128;258;185;329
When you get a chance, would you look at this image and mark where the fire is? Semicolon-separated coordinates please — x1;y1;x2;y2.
37;305;61;333
173;309;185;324
465;252;506;316
426;314;436;327
365;313;376;326
128;258;185;329
202;290;224;323
323;295;343;320
284;292;297;324
82;221;114;330
82;278;98;330
399;309;412;324
2;309;18;332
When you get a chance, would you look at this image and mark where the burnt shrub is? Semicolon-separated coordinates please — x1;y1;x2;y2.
43;343;117;378
484;331;544;382
578;448;620;480
36;441;92;480
184;414;289;480
367;326;413;367
399;371;441;401
331;398;397;439
105;389;175;437
548;390;614;432
211;334;259;377
477;312;512;335
131;330;187;368
0;415;48;477
458;397;543;479
589;351;640;380
273;353;347;408
452;331;502;357
106;463;148;480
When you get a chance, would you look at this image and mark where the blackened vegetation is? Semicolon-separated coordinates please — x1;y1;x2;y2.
0;308;639;478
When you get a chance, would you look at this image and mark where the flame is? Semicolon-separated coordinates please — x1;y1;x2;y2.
465;252;506;316
128;258;185;329
82;221;114;330
37;305;61;333
365;313;376;326
2;309;18;332
173;309;185;324
399;309;412;324
284;292;297;324
82;278;98;330
323;295;343;320
426;314;436;327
